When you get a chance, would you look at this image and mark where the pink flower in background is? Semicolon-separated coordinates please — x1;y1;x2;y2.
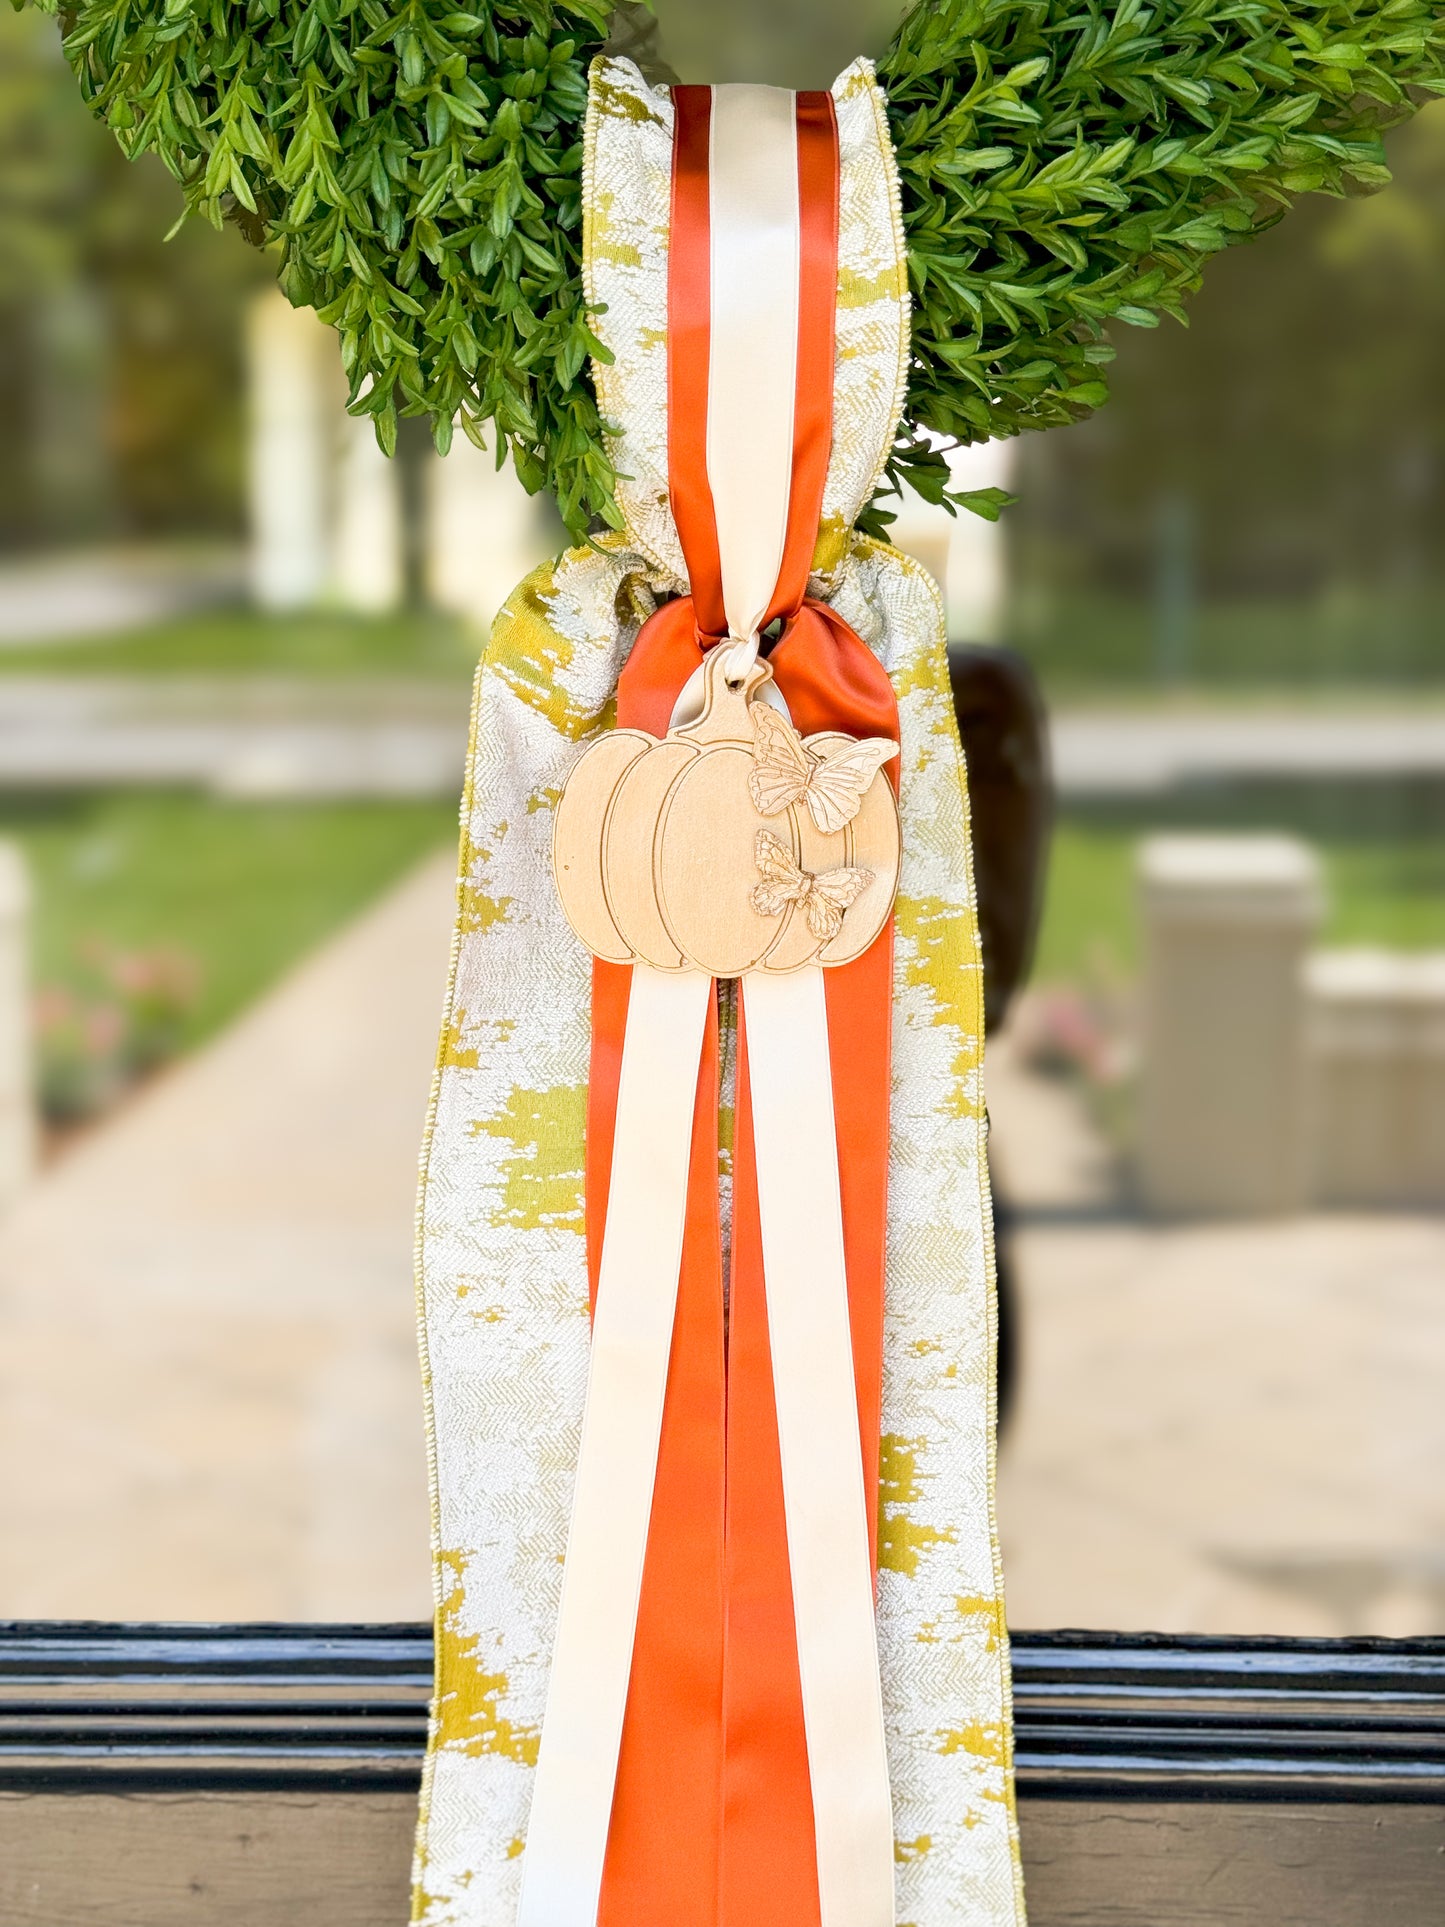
1014;984;1131;1088
82;1003;126;1058
109;946;201;1004
32;984;75;1034
33;940;203;1128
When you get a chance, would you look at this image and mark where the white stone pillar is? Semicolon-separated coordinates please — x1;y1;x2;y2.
329;407;404;614
887;484;952;609
1305;949;1445;1208
885;440;1016;642
426;429;557;634
0;843;34;1213
246;290;335;611
1138;835;1322;1216
944;438;1016;644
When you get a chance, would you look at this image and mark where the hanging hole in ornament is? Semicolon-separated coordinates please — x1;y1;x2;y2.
669;649;789;730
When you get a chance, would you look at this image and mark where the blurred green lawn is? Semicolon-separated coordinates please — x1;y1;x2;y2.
0;608;478;680
1036;814;1445;984
13;788;1438;1058
1011;587;1445;703
7;791;456;1051
0;611;472;1084
1;608;1440;1065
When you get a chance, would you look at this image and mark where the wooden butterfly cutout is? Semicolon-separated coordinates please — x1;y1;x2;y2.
750;831;872;944
748;704;898;836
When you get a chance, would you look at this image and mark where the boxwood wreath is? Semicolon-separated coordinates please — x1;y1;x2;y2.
21;0;1445;538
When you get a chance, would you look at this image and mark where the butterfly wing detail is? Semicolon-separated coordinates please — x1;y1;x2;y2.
752;832;872;948
802;863;873;943
803;737;899;834
748;705;813;818
751;830;810;918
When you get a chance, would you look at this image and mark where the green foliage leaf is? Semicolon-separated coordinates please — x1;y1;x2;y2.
15;0;1445;538
876;0;1445;520
26;0;617;534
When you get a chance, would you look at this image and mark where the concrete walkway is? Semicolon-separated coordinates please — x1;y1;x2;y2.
0;676;468;797
0;851;455;1621
1;867;1438;1634
1;669;1442;801
1051;706;1445;796
988;1033;1445;1637
0;546;244;647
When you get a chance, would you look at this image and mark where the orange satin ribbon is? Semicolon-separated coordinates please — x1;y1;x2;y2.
586;87;896;1927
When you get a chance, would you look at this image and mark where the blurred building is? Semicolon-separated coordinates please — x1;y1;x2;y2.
0;10;260;559
245;289;1011;641
247;291;561;631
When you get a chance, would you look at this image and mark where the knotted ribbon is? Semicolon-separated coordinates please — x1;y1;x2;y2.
518;84;897;1927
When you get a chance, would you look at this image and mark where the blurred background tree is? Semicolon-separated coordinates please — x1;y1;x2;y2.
0;7;264;553
1011;100;1445;690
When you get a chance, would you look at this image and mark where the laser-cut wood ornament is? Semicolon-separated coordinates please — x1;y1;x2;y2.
553;645;900;977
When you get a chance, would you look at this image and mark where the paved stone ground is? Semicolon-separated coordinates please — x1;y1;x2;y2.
0;858;1439;1632
2;668;1443;800
0;546;243;647
0;851;454;1621
988;1034;1445;1637
1051;706;1445;795
0;677;468;797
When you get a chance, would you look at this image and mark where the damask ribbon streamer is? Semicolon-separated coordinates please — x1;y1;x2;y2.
522;81;897;1927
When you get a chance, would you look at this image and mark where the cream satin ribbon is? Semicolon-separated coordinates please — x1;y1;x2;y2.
517;965;714;1927
523;82;894;1927
742;966;896;1927
707;82;800;666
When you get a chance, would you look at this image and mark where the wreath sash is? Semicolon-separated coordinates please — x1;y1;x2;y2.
411;57;1024;1927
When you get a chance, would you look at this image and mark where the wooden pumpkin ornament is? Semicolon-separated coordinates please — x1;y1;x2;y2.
553;644;900;976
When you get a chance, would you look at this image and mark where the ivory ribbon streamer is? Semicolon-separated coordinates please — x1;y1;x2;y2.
741;966;896;1927
706;85;799;649
517;965;715;1927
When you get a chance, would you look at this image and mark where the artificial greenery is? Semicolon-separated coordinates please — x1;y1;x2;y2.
873;0;1445;528
26;0;617;533
16;0;1445;538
